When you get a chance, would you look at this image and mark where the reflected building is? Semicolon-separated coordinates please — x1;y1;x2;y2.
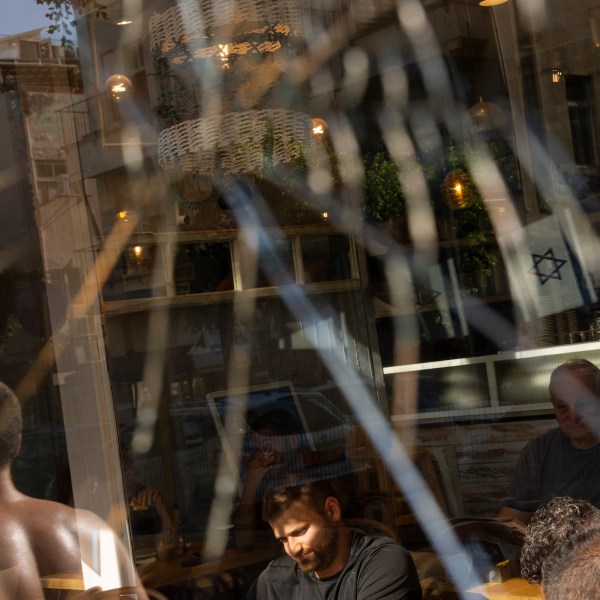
1;0;600;596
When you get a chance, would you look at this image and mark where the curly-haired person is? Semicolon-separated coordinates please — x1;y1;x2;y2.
542;527;600;599
520;496;600;584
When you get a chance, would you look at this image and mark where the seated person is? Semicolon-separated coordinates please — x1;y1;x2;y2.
520;496;600;584
247;475;422;599
541;526;600;599
499;359;600;525
234;410;305;549
123;452;178;536
0;381;147;599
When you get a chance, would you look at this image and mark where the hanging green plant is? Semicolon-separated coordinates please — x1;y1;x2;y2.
363;152;406;223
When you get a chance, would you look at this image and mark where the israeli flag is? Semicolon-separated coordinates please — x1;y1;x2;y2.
500;214;596;319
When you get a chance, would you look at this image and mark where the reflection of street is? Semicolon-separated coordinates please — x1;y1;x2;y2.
124;385;373;552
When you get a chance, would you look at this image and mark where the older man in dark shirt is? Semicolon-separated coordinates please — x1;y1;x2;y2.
499;359;600;525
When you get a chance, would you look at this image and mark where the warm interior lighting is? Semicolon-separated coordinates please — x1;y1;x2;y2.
133;245;143;259
453;182;463;200
116;19;133;26
479;0;509;6
551;67;563;83
322;211;329;221
311;118;328;138
217;44;231;69
105;74;133;103
117;210;128;220
442;171;474;210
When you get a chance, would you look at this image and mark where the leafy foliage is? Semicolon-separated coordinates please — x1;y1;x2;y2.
363;152;406;222
360;143;520;289
35;0;107;47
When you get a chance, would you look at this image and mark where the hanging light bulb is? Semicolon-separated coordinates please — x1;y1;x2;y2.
311;117;328;138
131;245;144;263
442;170;475;209
464;98;508;135
105;74;133;102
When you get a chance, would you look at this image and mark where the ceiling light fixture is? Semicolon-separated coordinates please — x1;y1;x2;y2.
551;66;563;83
311;118;328;138
105;73;133;102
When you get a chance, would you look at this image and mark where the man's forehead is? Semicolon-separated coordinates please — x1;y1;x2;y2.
550;373;599;405
270;501;321;533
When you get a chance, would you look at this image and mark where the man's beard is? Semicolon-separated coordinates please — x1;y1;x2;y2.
295;526;339;574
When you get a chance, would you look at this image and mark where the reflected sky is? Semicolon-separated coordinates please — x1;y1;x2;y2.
0;0;52;38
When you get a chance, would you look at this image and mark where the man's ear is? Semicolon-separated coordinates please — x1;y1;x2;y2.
324;497;342;523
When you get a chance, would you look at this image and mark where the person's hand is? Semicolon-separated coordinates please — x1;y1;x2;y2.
129;487;166;512
248;446;283;470
130;488;176;533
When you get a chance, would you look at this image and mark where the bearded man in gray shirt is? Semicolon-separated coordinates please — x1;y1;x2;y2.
247;476;422;600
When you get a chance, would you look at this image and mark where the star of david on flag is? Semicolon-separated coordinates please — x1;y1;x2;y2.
529;248;567;284
500;214;596;319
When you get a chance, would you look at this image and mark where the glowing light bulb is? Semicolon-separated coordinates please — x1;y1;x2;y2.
217;45;230;69
105;74;133;103
442;171;473;209
311;118;327;138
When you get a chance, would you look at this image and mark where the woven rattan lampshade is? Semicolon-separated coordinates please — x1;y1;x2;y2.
151;0;311;185
158;108;311;176
149;0;302;66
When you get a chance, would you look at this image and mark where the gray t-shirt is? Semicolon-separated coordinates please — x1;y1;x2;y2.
252;532;422;600
504;427;600;513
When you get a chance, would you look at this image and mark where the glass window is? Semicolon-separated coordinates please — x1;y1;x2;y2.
174;242;233;294
4;0;600;597
300;234;353;283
